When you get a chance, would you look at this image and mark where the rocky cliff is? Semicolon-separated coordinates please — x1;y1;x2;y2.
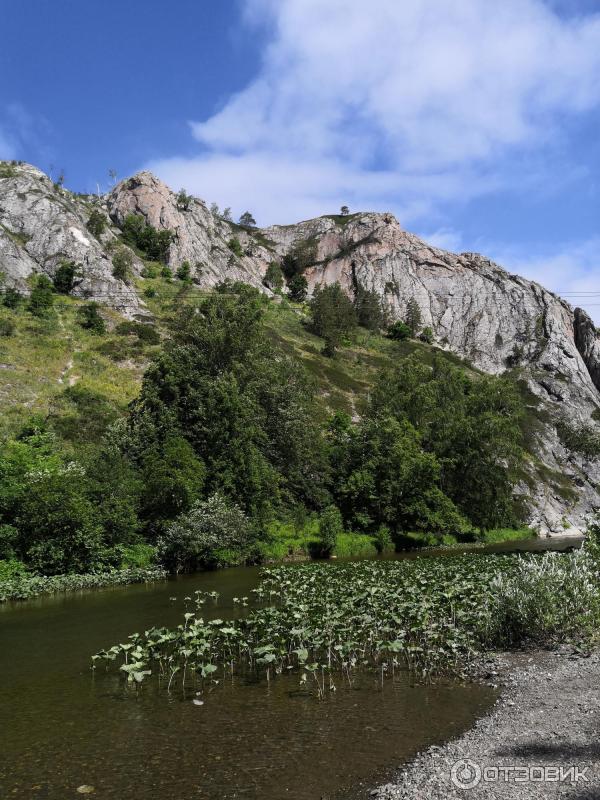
2;161;599;534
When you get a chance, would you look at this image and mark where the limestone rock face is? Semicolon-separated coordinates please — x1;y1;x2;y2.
0;163;142;315
107;172;272;289
3;163;600;533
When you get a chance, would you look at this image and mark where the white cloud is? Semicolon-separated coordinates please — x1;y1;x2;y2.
147;0;600;225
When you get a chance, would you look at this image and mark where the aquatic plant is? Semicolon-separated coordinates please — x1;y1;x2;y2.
0;566;166;602
95;549;600;698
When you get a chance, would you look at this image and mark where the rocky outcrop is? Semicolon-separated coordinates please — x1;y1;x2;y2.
0;163;142;316
2;161;600;533
107;172;273;289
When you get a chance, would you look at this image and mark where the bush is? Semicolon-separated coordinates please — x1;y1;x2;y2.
157;493;252;573
176;189;193;211
374;524;394;554
28;274;54;317
228;236;243;257
263;261;284;291
77;302;106;334
388;320;411;340
0;317;15;337
144;287;157;298
287;274;308;302
112;246;133;283
3;288;23;309
176;261;191;281
420;326;434;344
52;260;79;294
115;320;160;345
87;209;107;237
121;214;173;263
317;505;343;558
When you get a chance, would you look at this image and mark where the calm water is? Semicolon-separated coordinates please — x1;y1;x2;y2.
0;538;580;800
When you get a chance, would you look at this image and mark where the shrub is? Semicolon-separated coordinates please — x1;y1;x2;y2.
2;288;23;309
228;236;243;257
87;209;107;237
112;246;133;283
388;320;411;340
287;274;308;302
176;260;191;281
28;274;54;317
144;287;156;298
157;493;252;573
263;261;284;291
52;260;79;294
282;238;318;278
317;505;343;558
121;214;172;263
161;265;172;280
115;320;160;345
374;524;394;554
77;302;106;334
0;317;15;337
141;263;160;279
420;326;434;344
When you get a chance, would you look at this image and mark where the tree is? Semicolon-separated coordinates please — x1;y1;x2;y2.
309;283;356;356
28;275;54;317
239;211;256;227
210;202;220;217
176;261;192;282
369;355;525;529
337;415;468;536
354;286;384;331
52;261;79;294
387;320;411;341
108;168;118;185
405;298;422;337
282;238;318;278
340;205;349;216
77;302;106;334
318;505;343;557
287;274;308;302
112;246;133;282
87;209;106;237
157;493;252;573
127;288;328;519
263;261;284;292
222;207;233;222
176;188;193;211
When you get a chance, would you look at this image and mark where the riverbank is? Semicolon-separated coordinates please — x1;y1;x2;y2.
0;566;167;602
370;647;600;799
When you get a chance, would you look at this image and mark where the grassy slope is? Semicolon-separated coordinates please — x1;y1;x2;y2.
0;279;477;441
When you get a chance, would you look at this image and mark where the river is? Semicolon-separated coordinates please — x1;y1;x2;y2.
0;537;580;799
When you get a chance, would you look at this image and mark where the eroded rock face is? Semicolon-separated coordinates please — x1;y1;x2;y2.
0;163;142;315
107;172;272;289
3;163;600;533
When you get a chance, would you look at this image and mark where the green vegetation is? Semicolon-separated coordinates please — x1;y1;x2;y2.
121;214;172;262
309;282;357;356
87;209;107;237
176;189;193;211
53;260;80;294
228;236;243;257
287;273;308;301
0;279;529;583
263;261;284;291
93;545;600;695
112;245;133;282
28;274;54;317
0;565;165;602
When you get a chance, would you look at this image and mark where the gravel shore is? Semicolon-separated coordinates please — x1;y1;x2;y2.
368;648;600;800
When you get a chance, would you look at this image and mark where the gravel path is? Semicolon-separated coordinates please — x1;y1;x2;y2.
369;648;600;800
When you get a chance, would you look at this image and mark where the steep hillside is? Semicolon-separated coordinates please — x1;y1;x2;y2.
1;159;600;534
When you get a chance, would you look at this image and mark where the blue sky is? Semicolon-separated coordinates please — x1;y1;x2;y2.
1;0;600;317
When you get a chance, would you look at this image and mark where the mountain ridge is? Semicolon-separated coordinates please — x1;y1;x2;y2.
1;159;599;535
